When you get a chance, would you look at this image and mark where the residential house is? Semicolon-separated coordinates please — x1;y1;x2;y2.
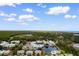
35;50;41;56
26;51;33;56
3;50;11;56
51;50;60;56
31;41;44;49
0;50;10;56
0;41;9;47
17;50;25;56
11;40;20;44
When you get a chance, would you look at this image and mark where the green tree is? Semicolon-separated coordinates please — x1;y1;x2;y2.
32;51;35;56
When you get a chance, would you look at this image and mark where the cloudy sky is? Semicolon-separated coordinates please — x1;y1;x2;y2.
0;3;79;31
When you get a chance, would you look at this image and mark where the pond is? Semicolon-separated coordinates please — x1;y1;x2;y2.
43;46;58;53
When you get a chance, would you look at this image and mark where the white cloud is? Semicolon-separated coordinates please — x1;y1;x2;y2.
0;12;7;16
15;14;39;25
64;14;77;19
0;11;39;25
0;11;17;22
0;12;17;17
18;14;38;22
37;3;47;8
23;8;33;13
19;22;28;25
0;3;21;7
9;13;17;17
4;18;15;21
46;6;70;15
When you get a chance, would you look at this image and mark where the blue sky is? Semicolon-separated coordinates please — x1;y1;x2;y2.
0;3;79;31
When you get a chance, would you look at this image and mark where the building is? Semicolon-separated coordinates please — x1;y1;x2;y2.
51;50;60;56
31;41;44;49
35;50;41;56
8;44;16;48
11;40;20;44
3;50;11;55
17;50;25;56
0;50;10;56
22;45;28;50
26;51;33;56
73;44;79;49
0;50;5;55
0;41;16;48
0;41;9;47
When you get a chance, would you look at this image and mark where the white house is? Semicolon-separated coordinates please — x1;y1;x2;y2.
43;40;47;44
0;50;5;55
35;50;41;55
0;41;9;47
0;41;16;48
17;50;25;56
73;44;79;49
31;41;44;49
0;50;10;55
22;45;29;50
48;40;55;45
3;50;11;55
11;40;20;44
36;40;43;44
26;51;33;56
51;50;60;55
8;44;16;48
